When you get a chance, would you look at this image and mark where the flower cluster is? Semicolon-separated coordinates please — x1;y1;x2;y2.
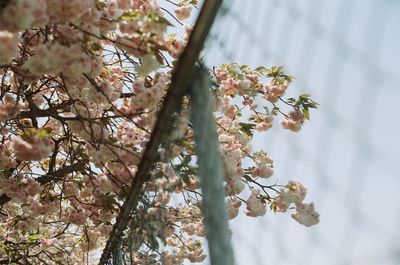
12;129;54;161
0;0;318;264
0;31;20;64
271;181;320;226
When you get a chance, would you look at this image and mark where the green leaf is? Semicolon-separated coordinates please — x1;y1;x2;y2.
303;108;310;120
28;234;41;241
243;174;253;181
106;137;118;144
22;128;51;140
118;190;127;200
308;100;319;109
282;74;295;82
119;11;141;21
299;93;311;99
286;97;295;103
182;155;192;164
255;66;267;72
147;12;173;26
240;65;250;71
148;236;159;250
239;122;255;137
181;173;190;185
95;1;107;10
277;66;284;73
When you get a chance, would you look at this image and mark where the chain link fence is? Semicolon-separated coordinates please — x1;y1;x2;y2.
203;0;400;264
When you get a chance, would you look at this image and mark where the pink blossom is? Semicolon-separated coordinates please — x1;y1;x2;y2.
117;0;131;10
225;178;245;196
245;190;266;217
215;69;228;80
226;198;242;219
174;6;192;21
0;144;17;169
264;84;288;102
291;202;320;227
12;136;53;161
0;1;320;262
281;110;305;132
64;182;80;197
250;165;273;178
0;0;48;32
281;118;302;132
0;31;19;64
97;174;116;193
45;0;96;24
68;209;89;225
24;178;41;195
0;93;22;122
40;238;57;250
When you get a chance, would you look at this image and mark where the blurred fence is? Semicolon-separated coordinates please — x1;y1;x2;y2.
204;0;400;264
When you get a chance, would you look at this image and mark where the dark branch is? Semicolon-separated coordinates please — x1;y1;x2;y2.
98;0;225;263
0;161;85;206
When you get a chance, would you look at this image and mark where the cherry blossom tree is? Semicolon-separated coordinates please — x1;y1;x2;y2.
0;0;319;264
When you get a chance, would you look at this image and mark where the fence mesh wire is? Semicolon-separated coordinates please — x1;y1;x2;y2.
202;0;400;264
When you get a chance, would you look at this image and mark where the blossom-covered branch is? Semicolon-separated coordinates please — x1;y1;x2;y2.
0;0;319;264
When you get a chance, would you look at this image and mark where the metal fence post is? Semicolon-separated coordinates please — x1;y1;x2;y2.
189;67;235;265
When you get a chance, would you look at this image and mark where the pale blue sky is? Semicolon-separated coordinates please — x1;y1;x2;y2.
202;0;400;264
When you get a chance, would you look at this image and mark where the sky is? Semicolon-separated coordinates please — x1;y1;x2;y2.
201;0;400;264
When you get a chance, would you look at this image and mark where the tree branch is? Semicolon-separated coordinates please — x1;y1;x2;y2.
0;161;85;206
98;0;225;263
